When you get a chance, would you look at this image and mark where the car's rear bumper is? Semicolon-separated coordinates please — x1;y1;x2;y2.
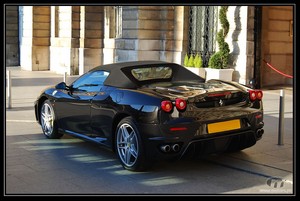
139;117;264;161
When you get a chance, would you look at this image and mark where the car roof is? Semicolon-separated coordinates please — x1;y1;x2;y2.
92;60;169;71
90;60;204;89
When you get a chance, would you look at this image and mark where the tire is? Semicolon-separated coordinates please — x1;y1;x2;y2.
40;100;63;139
115;117;150;171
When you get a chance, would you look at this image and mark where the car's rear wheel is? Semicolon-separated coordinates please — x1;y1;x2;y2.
40;100;63;139
115;117;150;171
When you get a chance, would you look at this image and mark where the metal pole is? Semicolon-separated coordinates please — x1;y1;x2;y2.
7;70;12;109
278;89;285;145
64;71;67;83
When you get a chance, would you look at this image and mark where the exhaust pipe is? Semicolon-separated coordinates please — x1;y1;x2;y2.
256;129;264;138
172;144;180;152
160;145;171;152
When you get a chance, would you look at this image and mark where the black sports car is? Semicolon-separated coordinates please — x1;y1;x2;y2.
34;61;264;171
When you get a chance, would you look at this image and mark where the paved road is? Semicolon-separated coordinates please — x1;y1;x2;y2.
4;68;294;195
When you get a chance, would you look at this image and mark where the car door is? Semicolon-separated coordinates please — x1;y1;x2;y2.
55;70;108;135
90;85;116;141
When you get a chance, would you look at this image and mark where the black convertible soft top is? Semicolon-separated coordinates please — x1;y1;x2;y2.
90;60;205;89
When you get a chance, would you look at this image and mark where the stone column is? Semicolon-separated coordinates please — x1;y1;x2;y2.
245;6;255;86
50;6;80;75
225;6;250;85
116;6;184;64
103;6;117;64
181;6;190;62
20;6;50;71
78;6;104;74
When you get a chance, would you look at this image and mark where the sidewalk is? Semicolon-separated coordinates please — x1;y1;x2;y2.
5;67;294;194
5;67;79;109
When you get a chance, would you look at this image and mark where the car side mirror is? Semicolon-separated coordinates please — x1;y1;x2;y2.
55;82;68;90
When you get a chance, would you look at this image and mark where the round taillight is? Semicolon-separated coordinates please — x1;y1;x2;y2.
256;90;263;100
161;100;173;113
248;89;263;102
175;98;187;111
249;90;256;101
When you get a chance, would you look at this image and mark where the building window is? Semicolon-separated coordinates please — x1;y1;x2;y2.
188;6;218;66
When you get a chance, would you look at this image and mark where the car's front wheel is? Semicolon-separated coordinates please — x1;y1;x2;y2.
40;100;63;139
115;117;150;171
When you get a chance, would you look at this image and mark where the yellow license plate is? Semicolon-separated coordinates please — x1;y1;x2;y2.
207;119;241;134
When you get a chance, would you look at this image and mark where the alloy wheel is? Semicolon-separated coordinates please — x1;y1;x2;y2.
116;123;139;167
41;102;54;136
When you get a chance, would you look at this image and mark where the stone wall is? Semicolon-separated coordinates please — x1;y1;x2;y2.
50;6;79;75
6;6;19;66
13;5;293;87
78;6;104;74
261;6;293;87
50;6;104;75
115;6;184;64
20;6;50;71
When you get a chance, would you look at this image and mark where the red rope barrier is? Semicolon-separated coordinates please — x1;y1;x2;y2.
263;59;293;79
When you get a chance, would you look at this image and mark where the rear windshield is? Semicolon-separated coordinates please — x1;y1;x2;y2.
131;66;172;81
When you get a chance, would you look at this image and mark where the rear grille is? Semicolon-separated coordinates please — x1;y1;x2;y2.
195;92;247;108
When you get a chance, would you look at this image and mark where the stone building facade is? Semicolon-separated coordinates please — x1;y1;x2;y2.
260;6;293;87
5;6;19;66
5;5;294;88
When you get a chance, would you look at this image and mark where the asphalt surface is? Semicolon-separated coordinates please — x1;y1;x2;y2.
4;67;295;196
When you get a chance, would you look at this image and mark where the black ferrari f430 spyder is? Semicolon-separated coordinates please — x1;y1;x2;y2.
35;61;264;171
